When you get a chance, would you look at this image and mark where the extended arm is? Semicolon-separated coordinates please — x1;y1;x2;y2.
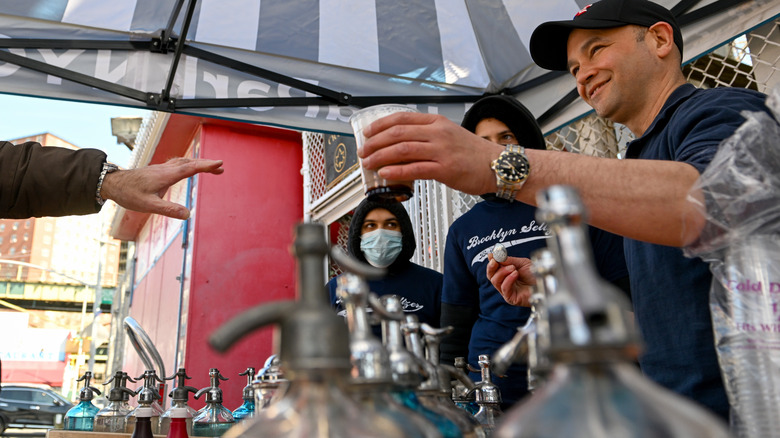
0;141;105;218
100;157;224;220
359;113;704;247
0;141;223;220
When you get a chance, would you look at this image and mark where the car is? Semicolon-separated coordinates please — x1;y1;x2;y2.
0;383;73;433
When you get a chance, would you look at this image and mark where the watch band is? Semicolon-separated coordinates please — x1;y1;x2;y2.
96;162;120;206
494;144;528;201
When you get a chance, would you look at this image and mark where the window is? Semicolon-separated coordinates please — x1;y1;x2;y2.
0;223;4;231
10;235;17;243
31;391;57;405
24;233;29;241
0;388;32;402
12;222;19;231
0;237;3;245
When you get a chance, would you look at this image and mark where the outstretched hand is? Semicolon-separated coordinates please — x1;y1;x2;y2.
100;157;224;220
358;112;503;196
486;254;536;307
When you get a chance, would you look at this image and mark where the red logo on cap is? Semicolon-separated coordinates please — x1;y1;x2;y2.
574;4;592;18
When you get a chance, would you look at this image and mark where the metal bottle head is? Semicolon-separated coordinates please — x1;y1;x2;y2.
336;273;392;385
104;371;136;402
370;294;425;389
535;185;640;360
165;368;196;403
76;371;101;402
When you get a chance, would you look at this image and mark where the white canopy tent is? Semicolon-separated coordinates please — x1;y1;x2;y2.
0;0;778;135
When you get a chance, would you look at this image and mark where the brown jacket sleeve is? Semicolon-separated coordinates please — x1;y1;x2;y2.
0;141;107;218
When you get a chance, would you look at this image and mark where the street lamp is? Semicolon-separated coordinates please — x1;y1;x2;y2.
111;117;143;151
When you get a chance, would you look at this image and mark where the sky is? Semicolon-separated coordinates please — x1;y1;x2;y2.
0;93;153;168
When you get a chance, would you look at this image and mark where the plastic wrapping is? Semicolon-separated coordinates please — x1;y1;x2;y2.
684;86;780;438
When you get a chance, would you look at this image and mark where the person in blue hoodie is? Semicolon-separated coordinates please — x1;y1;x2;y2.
328;198;442;338
439;95;630;409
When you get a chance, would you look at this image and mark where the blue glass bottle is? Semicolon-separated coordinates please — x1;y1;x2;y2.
232;367;256;422
373;294;463;438
64;371;102;431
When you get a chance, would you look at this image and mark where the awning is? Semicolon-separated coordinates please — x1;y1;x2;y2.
1;360;66;387
0;0;778;135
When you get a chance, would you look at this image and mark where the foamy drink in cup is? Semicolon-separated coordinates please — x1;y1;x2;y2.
349;104;417;202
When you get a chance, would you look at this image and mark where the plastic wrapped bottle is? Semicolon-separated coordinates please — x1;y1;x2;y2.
493;185;732;438
191;368;235;437
231;368;256;422
64;371;102;431
160;368;198;436
94;371;136;432
714;235;780;437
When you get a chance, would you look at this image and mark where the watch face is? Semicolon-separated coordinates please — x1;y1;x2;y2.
493;151;529;183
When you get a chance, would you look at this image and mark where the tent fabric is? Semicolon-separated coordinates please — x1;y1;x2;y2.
0;0;778;135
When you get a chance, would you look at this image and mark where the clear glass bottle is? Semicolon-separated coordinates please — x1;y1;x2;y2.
493;185;732;438
336;273;443;438
64;371;101;431
403;315;486;438
452;358;479;416
191;368;235;437
94;371;136;432
231;367;255;422
372;294;462;438
252;354;287;410
209;223;412;437
160;368;198;436
126;370;165;434
468;355;502;436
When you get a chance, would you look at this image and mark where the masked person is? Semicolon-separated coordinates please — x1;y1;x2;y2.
327;198;442;337
439;95;630;409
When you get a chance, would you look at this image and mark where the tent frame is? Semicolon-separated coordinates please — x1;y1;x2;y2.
0;0;751;124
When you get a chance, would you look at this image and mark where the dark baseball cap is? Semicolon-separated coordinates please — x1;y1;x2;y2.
461;95;546;150
530;0;683;71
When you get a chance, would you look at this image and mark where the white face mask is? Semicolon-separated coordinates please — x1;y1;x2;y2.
360;229;403;268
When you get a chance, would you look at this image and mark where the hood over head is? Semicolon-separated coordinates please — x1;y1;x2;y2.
347;198;416;270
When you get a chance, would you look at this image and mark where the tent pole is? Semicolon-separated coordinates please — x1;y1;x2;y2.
157;0;200;111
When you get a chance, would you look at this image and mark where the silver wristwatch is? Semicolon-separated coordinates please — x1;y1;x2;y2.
96;162;120;206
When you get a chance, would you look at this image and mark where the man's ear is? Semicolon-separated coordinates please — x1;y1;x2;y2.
648;22;677;60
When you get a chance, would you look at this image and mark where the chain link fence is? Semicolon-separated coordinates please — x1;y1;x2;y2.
304;18;780;277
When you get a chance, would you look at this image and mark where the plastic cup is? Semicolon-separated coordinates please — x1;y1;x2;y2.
349;104;417;203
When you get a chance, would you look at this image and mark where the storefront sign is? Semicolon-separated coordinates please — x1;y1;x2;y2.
324;134;358;189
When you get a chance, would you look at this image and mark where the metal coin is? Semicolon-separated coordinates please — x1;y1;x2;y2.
492;243;507;263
